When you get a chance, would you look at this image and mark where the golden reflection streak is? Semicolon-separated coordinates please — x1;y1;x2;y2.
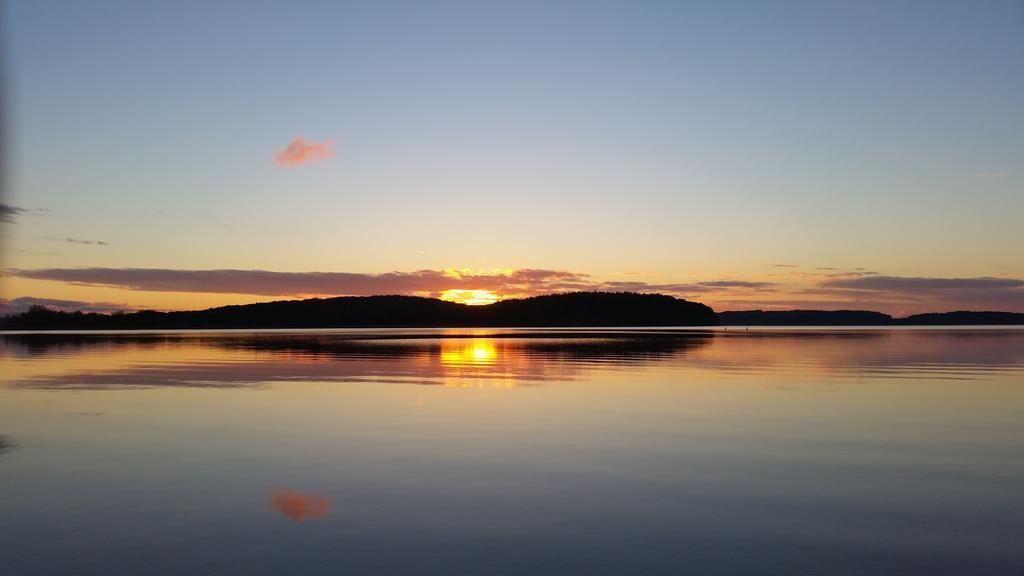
440;339;497;365
437;339;518;388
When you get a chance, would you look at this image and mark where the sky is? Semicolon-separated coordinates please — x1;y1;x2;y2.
1;0;1023;316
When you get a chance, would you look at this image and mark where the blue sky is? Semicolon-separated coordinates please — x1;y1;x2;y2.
2;0;1023;313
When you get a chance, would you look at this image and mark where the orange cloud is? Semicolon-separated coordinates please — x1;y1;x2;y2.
274;137;334;166
17;266;1022;315
10;267;770;300
270;489;331;523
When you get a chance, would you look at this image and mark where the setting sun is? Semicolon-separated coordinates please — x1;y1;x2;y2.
439;289;499;306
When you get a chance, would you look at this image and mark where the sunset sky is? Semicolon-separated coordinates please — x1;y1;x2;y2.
2;0;1022;316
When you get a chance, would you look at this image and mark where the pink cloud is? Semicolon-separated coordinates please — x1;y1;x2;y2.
14;267;1021;315
8;267;773;301
0;296;136;316
274;137;334;166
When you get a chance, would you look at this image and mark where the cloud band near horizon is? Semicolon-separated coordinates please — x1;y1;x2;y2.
6;268;1023;313
7;267;773;299
0;296;136;316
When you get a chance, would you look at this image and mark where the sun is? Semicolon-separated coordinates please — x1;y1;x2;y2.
440;289;499;306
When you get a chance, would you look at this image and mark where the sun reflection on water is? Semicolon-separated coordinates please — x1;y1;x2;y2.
440;339;497;366
437;339;520;387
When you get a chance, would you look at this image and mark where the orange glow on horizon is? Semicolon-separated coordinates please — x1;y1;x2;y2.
440;289;499;306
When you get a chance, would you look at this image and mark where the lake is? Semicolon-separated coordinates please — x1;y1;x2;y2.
2;328;1023;575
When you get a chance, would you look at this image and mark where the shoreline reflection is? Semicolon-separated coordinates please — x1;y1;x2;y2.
0;331;714;390
1;329;1022;391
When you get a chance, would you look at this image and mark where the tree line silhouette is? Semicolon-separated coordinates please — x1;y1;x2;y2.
0;292;718;329
2;292;1021;330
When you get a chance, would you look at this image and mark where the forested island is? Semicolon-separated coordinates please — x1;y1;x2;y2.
0;292;718;330
718;310;1024;326
1;292;1021;330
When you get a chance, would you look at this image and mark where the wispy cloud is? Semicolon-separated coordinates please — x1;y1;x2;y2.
274;137;334;166
0;296;136;317
43;236;109;246
8;267;775;300
14;267;1019;314
695;280;775;288
1;204;49;223
0;204;27;223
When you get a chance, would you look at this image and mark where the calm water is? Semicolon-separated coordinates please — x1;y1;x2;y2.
2;328;1023;575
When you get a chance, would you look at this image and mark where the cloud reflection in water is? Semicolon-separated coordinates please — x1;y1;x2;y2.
270;489;331;523
0;331;714;390
2;329;1023;391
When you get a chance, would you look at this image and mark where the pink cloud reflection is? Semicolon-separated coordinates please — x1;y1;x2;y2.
270;489;331;523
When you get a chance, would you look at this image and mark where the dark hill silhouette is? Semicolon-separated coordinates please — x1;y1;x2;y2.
0;292;719;330
719;310;892;326
719;309;1024;326
894;311;1024;325
4;295;1022;330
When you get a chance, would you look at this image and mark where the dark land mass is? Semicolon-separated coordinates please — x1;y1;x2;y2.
2;293;1022;330
895;311;1024;325
718;310;892;326
0;292;719;330
719;309;1024;326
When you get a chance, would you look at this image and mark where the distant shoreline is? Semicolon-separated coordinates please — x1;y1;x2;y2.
718;309;1024;326
3;326;1024;338
2;292;1022;330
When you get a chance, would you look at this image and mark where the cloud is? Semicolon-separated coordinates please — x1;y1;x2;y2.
274;137;334;166
43;236;109;246
0;204;27;223
821;270;878;278
11;268;1022;315
975;171;1010;178
1;204;49;223
770;264;799;268
694;280;776;288
7;267;594;297
703;275;1024;315
8;267;775;300
814;275;1024;313
0;297;136;317
603;280;776;293
822;276;1024;292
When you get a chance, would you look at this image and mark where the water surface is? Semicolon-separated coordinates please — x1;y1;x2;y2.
2;328;1023;575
